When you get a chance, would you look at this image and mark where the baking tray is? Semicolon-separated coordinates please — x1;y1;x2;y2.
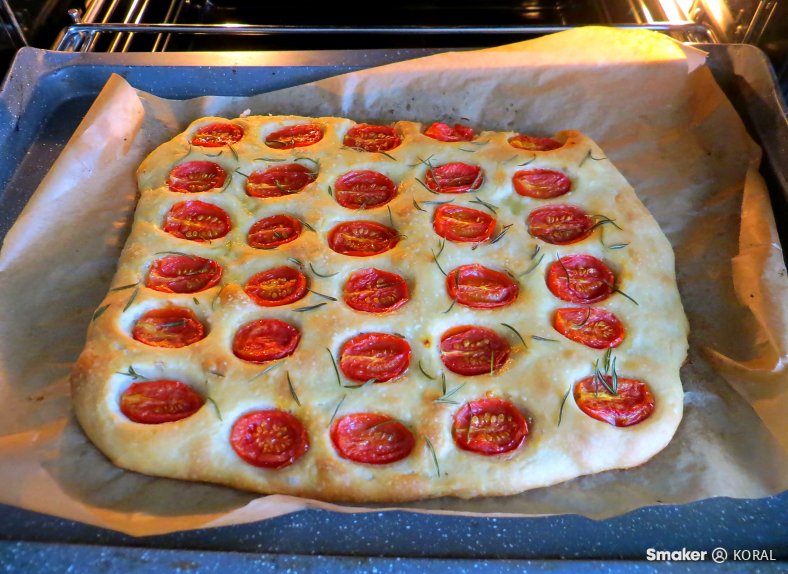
0;45;786;570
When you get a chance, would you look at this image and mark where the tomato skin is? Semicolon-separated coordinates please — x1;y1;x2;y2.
132;307;206;348
331;413;415;465
433;204;496;243
327;220;400;257
191;123;243;147
509;134;562;151
446;264;519;309
339;332;411;383
265;124;323;149
120;380;203;424
573;376;655;427
527;204;594;245
344;124;401;152
244;266;308;307
546;254;615;304
439;325;510;376
232;319;300;363
513;169;572;199
334;170;397;210
167;161;227;193
424;122;474;142
247;215;302;249
246;164;316;198
452;398;528;455
553;307;625;349
163;200;231;242
425;162;484;194
231;410;309;469
146;255;222;294
343;268;409;313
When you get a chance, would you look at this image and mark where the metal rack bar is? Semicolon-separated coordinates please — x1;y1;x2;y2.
55;22;715;51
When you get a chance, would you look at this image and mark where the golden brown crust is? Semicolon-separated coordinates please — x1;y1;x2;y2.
70;116;688;502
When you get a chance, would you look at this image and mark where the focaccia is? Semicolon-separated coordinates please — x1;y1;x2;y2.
70;116;689;502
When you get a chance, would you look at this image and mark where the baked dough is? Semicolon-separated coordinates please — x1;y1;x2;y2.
70;116;689;502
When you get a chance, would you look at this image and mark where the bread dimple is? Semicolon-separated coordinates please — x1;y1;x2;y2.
70;116;688;502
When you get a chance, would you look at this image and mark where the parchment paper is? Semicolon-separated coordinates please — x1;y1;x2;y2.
1;27;786;536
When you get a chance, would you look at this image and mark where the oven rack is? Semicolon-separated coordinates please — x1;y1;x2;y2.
53;21;717;53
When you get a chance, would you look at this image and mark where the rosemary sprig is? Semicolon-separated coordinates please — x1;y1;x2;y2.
286;371;301;406
344;377;377;389
294;157;319;169
307;288;337;301
457;148;476;153
569;308;592;330
207;369;225;378
227;144;239;162
590;215;622;232
490;349;495;375
92;304;110;322
234;168;249;178
247;360;282;383
253;157;285;162
222;171;233;190
418;360;435;380
292;302;328;312
192;297;200;306
206;397;223;421
579;149;607;166
204;150;223;158
154;251;197;260
211;285;226;309
614;287;639;306
422;199;454;205
489;224;513;245
518;253;545;276
123;285;140;312
435;383;465;405
296;217;316;232
606;243;630;250
441;372;447;395
287;257;303;267
327;395;346;428
387;205;395;228
412;198;426;212
115;365;147;380
367;418;405;432
327;348;341;387
500;323;528;348
557;383;572;426
517;154;537;167
425;437;440;478
159;319;188;329
110;282;139;292
327;185;333;197
531;244;541;259
532;335;559;343
309;263;338;278
443;300;456;314
434;238;446;258
469;197;497;214
415;177;437;194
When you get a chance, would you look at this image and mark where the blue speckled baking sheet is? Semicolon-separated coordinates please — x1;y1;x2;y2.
0;44;785;569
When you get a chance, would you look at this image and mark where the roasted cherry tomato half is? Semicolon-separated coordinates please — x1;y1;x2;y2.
231;410;309;468
573;376;655;427
508;134;562;152
424;122;474;142
247;214;303;249
546;254;615;304
246;163;317;198
327;220;400;257
191;122;243;147
167;161;227;193
343;268;409;313
343;124;401;152
513;169;572;199
425;162;483;194
331;413;415;465
433;204;496;243
146;254;223;294
553;307;625;349
232;318;300;363
339;332;411;383
334;170;397;210
446;264;519;309
163;200;231;242
527;204;594;245
265;124;323;149
244;266;308;307
132;307;206;348
120;380;203;424
439;325;510;376
452;397;528;455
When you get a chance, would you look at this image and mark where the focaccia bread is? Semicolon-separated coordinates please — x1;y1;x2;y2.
70;116;689;502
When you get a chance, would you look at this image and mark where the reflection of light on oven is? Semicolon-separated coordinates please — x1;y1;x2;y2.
657;0;685;23
701;0;733;32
